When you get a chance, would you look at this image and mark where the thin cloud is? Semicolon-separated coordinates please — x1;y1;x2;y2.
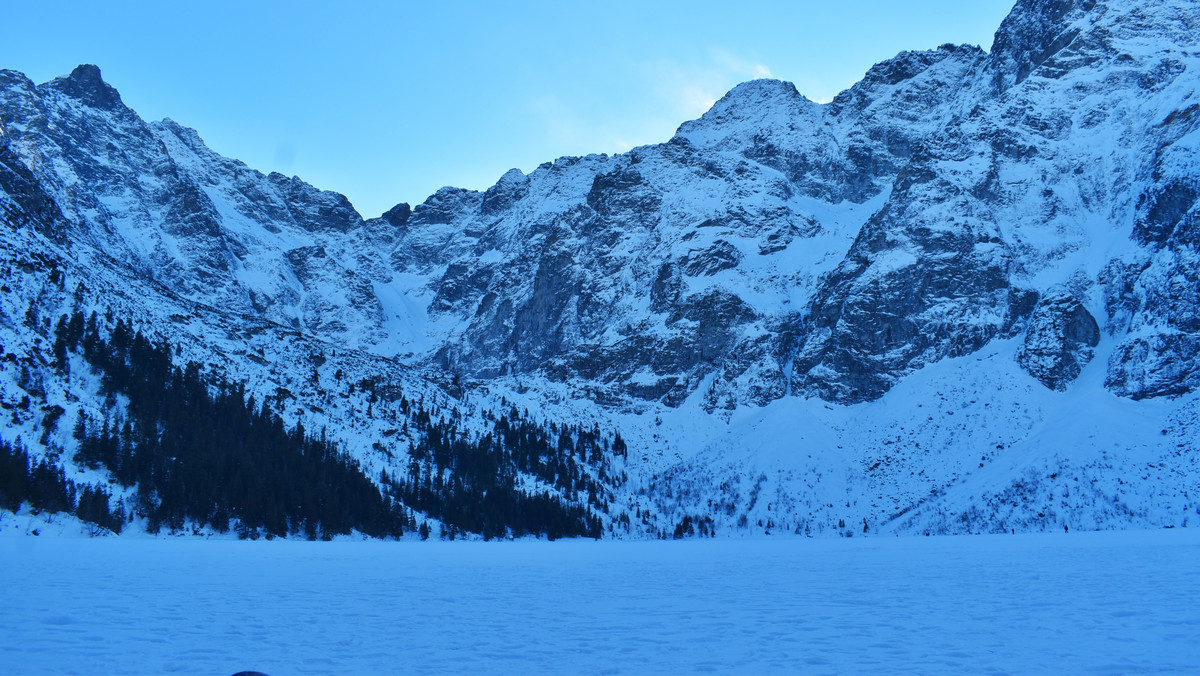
523;49;780;160
646;49;777;119
679;84;719;118
712;49;774;81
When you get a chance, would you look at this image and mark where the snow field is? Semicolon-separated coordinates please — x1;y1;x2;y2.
2;530;1198;674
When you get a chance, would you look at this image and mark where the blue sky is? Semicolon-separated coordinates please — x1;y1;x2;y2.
2;1;1014;218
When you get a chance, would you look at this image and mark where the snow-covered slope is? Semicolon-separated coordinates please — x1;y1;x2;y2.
2;0;1197;538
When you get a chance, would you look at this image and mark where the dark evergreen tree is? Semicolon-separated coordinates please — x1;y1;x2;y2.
0;440;31;512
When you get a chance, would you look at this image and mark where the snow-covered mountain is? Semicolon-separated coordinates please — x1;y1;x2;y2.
2;0;1197;538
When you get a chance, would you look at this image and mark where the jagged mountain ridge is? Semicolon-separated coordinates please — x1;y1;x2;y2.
3;0;1196;410
2;0;1198;538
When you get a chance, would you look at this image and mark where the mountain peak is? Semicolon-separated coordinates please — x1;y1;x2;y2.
988;0;1100;90
381;202;412;227
68;63;103;82
672;78;816;149
45;64;125;111
827;44;985;119
709;78;808;114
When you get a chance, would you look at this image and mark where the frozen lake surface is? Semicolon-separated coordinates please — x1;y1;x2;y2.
2;530;1199;674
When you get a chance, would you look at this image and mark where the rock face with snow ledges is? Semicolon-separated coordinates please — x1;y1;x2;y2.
1017;291;1101;390
0;65;396;351
789;0;1196;403
400;0;1197;408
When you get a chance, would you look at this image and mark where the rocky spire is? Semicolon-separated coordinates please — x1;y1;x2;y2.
43;64;126;111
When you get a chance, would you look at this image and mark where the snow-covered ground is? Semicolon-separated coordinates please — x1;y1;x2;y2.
2;530;1198;674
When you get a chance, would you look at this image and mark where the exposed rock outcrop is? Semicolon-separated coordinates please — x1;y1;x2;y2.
1018;292;1100;390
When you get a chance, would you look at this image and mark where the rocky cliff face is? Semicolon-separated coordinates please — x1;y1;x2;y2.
1017;291;1100;390
399;0;1197;408
0;65;395;351
2;0;1198;414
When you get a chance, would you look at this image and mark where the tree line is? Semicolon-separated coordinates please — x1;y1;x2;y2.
58;311;406;539
34;309;618;540
0;437;125;534
386;405;626;539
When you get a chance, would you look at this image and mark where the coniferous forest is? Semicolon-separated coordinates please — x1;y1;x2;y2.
11;309;620;540
386;404;620;540
0;437;124;535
